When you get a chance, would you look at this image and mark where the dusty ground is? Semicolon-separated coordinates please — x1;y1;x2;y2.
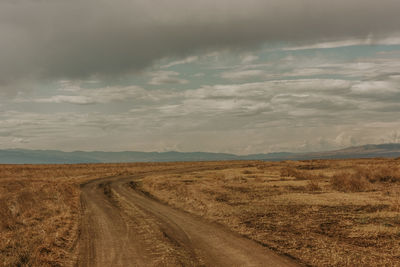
78;173;297;266
1;159;399;266
0;162;208;266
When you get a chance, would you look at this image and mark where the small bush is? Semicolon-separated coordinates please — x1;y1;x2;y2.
352;165;400;183
306;179;321;191
331;172;371;192
280;166;296;177
392;197;400;212
0;198;15;231
280;167;305;179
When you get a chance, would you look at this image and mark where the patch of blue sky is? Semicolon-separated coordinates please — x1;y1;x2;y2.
260;42;400;59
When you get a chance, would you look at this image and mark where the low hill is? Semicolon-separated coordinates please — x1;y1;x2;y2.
1;143;400;164
289;143;400;160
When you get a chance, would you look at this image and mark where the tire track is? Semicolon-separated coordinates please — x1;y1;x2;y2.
78;168;299;266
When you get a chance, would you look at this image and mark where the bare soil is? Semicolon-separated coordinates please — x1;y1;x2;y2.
78;172;298;266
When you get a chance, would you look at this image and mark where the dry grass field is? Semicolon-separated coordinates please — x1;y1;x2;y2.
0;164;127;266
1;159;399;266
139;158;400;266
0;162;229;266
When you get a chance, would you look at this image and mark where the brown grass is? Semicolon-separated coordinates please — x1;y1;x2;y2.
353;165;400;183
0;161;245;266
330;171;372;192
139;159;400;266
306;179;321;191
280;165;325;180
0;181;80;266
1;159;400;266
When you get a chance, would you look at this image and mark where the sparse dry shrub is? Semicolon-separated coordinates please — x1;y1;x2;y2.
297;163;329;170
256;164;267;170
245;163;256;168
280;166;300;178
372;166;399;183
254;176;263;183
232;175;247;183
0;198;15;231
331;172;371;192
214;193;229;202
346;165;400;183
390;189;400;212
242;169;253;174
293;171;312;180
212;173;225;180
392;198;400;212
306;179;321;191
280;166;322;180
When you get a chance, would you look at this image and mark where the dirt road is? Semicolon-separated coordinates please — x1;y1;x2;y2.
78;169;299;266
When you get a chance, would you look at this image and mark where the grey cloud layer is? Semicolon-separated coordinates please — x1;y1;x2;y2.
1;0;400;90
5;75;400;153
19;86;146;105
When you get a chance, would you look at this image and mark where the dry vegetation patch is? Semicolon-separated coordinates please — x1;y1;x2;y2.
139;159;400;266
0;161;243;266
0;179;80;266
0;163;159;266
2;160;400;266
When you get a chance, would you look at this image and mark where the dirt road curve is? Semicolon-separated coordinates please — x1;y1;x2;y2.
78;171;299;266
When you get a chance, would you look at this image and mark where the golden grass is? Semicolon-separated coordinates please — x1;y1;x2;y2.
0;163;145;266
1;159;400;266
0;161;245;266
139;159;400;266
331;171;372;192
0;180;79;266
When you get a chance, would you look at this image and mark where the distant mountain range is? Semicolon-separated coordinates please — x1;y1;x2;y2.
1;143;400;164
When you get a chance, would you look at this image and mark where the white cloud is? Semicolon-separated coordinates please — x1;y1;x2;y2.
3;71;400;153
350;80;399;95
161;56;199;68
2;30;400;154
282;34;400;51
220;69;265;81
187;79;353;100
17;85;148;105
12;137;30;144
35;95;96;105
148;71;189;85
241;54;259;64
272;56;400;81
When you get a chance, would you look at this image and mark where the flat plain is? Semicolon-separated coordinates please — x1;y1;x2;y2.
1;159;400;266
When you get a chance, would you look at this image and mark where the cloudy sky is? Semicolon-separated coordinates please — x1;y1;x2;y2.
1;0;400;154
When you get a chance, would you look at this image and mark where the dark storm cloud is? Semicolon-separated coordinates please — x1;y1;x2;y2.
1;0;400;90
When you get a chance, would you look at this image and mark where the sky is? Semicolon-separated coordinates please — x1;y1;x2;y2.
1;0;400;154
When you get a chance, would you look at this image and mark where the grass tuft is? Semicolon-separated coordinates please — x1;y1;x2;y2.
331;172;371;192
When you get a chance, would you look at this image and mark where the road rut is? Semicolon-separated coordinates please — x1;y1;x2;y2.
78;171;299;266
